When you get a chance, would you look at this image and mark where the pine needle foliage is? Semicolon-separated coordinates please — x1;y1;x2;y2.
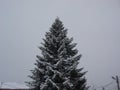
27;18;87;90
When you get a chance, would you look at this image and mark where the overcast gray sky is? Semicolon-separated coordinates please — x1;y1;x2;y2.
0;0;120;89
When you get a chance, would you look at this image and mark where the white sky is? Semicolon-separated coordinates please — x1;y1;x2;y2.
0;0;120;89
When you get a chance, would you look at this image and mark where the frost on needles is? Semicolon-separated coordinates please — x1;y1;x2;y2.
27;18;88;90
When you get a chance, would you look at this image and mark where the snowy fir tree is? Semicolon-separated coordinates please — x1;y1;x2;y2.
27;18;88;90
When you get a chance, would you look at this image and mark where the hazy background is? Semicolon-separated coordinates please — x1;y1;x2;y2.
0;0;120;89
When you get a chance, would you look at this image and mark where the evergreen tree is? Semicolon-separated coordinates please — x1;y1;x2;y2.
27;18;87;90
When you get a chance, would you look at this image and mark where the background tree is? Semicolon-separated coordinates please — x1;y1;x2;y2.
27;18;87;90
